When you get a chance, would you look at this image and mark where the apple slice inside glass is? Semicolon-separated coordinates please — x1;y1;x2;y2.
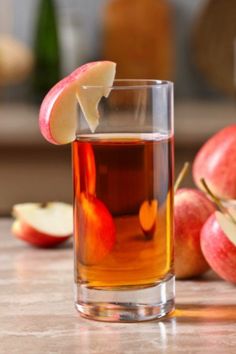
39;61;116;144
76;193;116;265
139;199;158;238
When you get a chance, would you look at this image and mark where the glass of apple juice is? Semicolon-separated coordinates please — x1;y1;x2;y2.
73;80;174;322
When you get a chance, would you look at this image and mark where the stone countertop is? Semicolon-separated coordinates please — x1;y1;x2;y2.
1;218;236;353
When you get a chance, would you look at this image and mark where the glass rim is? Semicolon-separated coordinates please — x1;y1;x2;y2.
82;79;173;90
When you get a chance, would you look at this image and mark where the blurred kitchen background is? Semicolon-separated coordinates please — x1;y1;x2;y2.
0;0;236;215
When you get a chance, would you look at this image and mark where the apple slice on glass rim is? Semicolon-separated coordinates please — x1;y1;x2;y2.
39;61;116;145
12;202;73;247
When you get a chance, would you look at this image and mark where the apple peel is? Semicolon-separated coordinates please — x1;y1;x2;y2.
39;61;116;144
12;219;70;247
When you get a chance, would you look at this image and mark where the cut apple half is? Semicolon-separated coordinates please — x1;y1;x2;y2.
139;199;158;238
222;199;236;220
39;61;116;144
12;202;73;247
216;211;236;247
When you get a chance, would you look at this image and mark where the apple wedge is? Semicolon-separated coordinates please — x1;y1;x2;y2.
201;211;236;283
12;202;73;247
216;211;236;246
39;61;116;144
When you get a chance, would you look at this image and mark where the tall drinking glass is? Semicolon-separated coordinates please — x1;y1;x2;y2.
73;80;174;322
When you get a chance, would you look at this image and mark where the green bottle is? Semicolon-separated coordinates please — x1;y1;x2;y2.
33;0;61;100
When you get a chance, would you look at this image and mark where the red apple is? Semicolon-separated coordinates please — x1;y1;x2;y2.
75;193;116;265
12;202;73;247
139;199;158;238
201;211;236;283
174;188;215;279
39;61;116;144
193;124;236;199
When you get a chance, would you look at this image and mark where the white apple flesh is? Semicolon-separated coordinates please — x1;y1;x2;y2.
174;188;215;279
12;202;73;247
39;61;116;144
222;199;236;220
201;211;236;284
193;124;236;199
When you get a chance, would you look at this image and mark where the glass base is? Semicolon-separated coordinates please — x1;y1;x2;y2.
75;275;175;322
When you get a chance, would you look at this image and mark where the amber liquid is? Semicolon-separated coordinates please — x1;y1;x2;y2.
73;133;174;288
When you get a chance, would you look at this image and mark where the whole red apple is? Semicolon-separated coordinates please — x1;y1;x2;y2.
193;124;236;199
174;188;215;279
201;211;236;283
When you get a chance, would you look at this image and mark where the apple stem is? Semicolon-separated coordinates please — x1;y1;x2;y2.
174;162;190;193
200;178;236;224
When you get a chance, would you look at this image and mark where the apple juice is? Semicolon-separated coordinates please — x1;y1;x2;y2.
73;133;174;288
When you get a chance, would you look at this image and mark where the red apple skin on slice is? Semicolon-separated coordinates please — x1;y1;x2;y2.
12;202;73;248
201;212;236;284
12;219;71;248
174;188;215;279
73;142;96;195
39;63;92;144
76;193;116;265
39;61;116;145
193;124;236;199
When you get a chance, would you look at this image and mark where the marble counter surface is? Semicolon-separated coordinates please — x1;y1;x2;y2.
1;218;236;354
